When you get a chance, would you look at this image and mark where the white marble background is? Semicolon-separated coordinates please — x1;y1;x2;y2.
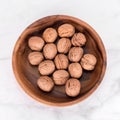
0;0;120;120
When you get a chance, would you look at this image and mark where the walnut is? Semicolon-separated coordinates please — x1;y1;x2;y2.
43;43;57;59
28;52;44;65
54;54;69;70
68;47;83;62
71;33;86;47
43;28;57;43
53;70;69;85
37;76;54;92
28;36;45;51
58;23;75;37
80;54;97;70
65;78;81;97
68;63;82;78
38;60;55;75
26;21;98;97
57;38;71;54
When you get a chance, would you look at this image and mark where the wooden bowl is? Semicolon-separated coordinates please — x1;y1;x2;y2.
12;15;107;106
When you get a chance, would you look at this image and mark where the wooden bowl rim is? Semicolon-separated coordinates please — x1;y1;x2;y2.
12;15;107;107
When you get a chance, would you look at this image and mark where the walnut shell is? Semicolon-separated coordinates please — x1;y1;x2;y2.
54;54;69;70
43;28;57;43
28;36;45;51
68;47;83;62
65;78;81;97
71;33;86;47
43;43;57;59
58;24;75;37
80;54;97;70
38;60;55;75
53;70;69;85
37;76;54;92
57;38;71;54
68;63;82;78
28;52;44;65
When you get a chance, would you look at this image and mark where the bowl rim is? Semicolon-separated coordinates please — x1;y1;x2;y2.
12;15;107;107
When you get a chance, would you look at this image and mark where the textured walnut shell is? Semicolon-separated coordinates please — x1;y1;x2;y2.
68;63;82;78
80;54;97;70
53;70;69;85
71;33;86;47
37;76;54;92
54;54;69;69
58;24;75;37
28;52;44;65
68;47;83;62
43;28;57;43
65;78;81;97
57;38;71;54
43;43;57;59
28;36;45;51
38;60;55;75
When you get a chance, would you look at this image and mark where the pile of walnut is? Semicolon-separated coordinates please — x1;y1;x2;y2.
28;23;97;97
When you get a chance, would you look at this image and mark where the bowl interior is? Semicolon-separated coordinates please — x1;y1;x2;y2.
12;15;106;106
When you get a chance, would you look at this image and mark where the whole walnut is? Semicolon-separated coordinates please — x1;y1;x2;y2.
71;33;86;47
38;60;55;75
43;43;57;59
28;52;44;65
28;36;45;51
57;38;71;54
43;28;57;43
65;78;81;97
37;76;54;92
58;24;75;37
80;54;97;70
54;54;69;69
68;47;83;62
53;70;69;85
68;63;82;78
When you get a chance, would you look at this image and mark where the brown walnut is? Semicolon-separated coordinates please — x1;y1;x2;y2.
38;60;55;75
54;54;69;70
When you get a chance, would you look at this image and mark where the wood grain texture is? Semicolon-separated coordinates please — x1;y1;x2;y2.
12;15;107;106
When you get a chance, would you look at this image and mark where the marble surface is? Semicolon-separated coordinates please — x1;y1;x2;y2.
0;0;120;119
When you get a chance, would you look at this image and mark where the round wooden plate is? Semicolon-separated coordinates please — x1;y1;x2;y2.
12;15;107;106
